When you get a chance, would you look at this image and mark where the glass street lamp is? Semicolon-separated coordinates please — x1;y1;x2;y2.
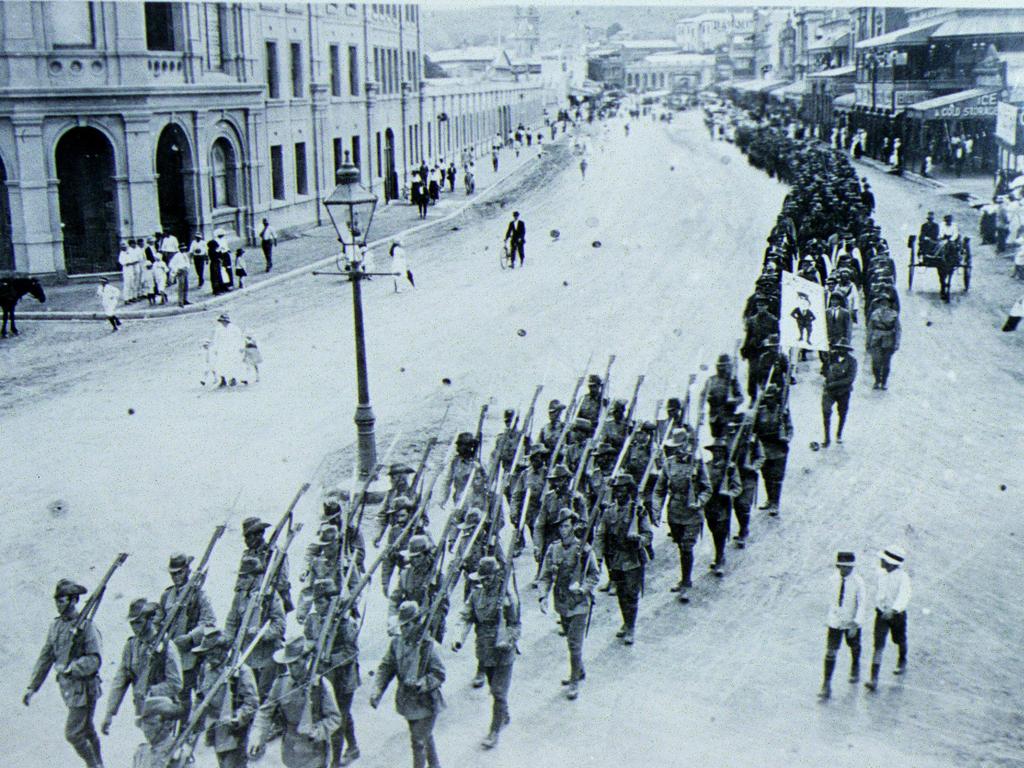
323;154;381;480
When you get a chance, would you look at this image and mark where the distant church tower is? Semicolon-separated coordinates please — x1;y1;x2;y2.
510;6;540;58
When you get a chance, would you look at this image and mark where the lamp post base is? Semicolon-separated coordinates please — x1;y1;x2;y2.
355;402;377;480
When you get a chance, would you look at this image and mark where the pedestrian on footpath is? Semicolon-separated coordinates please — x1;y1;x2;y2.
152;253;170;305
159;231;179;265
492;149;499;173
168;247;191;307
818;551;866;700
189;234;207;288
865;545;912;691
96;278;121;331
389;240;414;293
579;157;587;180
259;218;277;272
234;248;248;289
117;242;134;303
821;341;857;447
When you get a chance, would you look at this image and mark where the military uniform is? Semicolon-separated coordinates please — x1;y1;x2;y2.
440;446;488;510
822;346;857;446
703;440;743;573
725;416;764;543
242;539;293;615
194;633;259;768
457;561;520;746
532;479;585;568
389;556;447;643
865;302;900;389
652;441;711;597
510;459;546;551
159;565;216;720
537;534;600;693
593;487;653;642
753;389;792;516
303;605;361;767
26;590;104;768
223;579;287;699
706;362;743;438
372;616;446;768
104;627;184;725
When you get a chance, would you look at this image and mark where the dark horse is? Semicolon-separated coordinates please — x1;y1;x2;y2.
1;276;46;336
932;240;963;304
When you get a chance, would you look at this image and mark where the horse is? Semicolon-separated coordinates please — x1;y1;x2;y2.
932;239;962;303
0;276;46;336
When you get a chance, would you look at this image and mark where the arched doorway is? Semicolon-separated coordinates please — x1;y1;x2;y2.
156;124;197;244
55;127;119;274
383;128;398;202
0;156;13;271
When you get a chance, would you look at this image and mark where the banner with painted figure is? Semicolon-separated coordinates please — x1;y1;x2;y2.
780;271;829;352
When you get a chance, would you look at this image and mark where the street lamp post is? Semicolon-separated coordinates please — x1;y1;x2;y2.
322;153;385;480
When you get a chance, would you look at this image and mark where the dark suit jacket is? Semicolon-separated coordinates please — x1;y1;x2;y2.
505;220;526;243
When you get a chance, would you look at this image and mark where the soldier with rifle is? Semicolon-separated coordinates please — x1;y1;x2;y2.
132;695;181;768
101;599;183;735
302;580;362;767
601;399;630;451
388;535;447;642
453;556;520;749
537;509;600;700
249;637;341;768
378;464;416;536
378;497;429;597
560;418;593;472
159;549;218;721
652;429;711;603
225;555;287;699
725;411;765;547
662;397;685;437
754;334;790;398
456;507;504;603
593;475;653;645
370;600;447;768
25;567;126;768
585;443;618;508
753;382;793;517
240;516;294;614
491;408;521;474
322;505;367;578
537;399;567;452
706;354;744;438
703;437;743;576
440;425;488;509
577;373;607;424
532;465;585;580
742;295;780;399
510;445;548;557
189;627;260;768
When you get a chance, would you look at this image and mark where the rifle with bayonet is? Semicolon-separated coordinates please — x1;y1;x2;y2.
68;552;129;665
374;438;437;548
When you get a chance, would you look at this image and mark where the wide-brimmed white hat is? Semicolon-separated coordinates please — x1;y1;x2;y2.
879;545;906;567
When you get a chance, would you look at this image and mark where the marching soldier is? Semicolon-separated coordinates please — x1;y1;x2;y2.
821;341;857;447
379;496;429;597
577;374;605;424
537;510;600;700
742;297;779;399
370;600;447;768
440;432;486;508
192;627;260;768
453;557;520;749
585;442;618;508
102;599;183;735
818;552;866;701
706;354;743;437
652;429;711;603
537;399;567;452
560;418;593;472
491;408;521;473
388;535;447;643
379;463;416;535
249;637;342;768
532;464;585;576
725;412;764;547
240;516;293;614
321;503;367;578
160;552;216;721
865;545;912;692
703;438;743;576
593;475;653;645
303;580;362;767
24;579;105;768
661;397;685;438
131;696;181;768
600;399;630;451
624;421;657;512
754;334;790;396
865;296;900;390
510;445;548;557
753;383;792;517
224;554;287;699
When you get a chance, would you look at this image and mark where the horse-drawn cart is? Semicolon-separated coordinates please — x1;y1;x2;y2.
906;234;971;302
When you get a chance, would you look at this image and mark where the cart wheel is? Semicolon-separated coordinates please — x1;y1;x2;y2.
962;263;971;292
907;264;914;291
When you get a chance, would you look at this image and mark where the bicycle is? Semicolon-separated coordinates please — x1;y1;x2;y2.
499;240;516;270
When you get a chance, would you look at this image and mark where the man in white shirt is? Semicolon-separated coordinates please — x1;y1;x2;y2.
865;545;912;692
159;231;179;264
938;214;960;242
819;551;867;700
258;218;277;273
168;247;191;307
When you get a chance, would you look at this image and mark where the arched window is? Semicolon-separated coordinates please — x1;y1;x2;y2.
210;137;237;208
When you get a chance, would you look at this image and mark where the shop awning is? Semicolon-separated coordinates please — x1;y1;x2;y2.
807;65;856;80
855;20;942;50
932;13;1024;39
733;78;789;94
906;88;1000;120
773;81;809;102
833;92;856;110
808;31;851;53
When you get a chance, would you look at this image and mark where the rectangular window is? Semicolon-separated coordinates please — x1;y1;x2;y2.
266;41;280;98
348;45;360;95
333;137;344;172
351;136;361;178
290;42;303;97
144;2;178;51
374;47;381;86
330;44;341;97
46;1;95;48
376;132;382;178
217;4;231;70
295;142;308;195
271;145;285;200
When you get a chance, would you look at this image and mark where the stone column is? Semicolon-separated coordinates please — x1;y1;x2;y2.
11;117;60;275
123;113;160;238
